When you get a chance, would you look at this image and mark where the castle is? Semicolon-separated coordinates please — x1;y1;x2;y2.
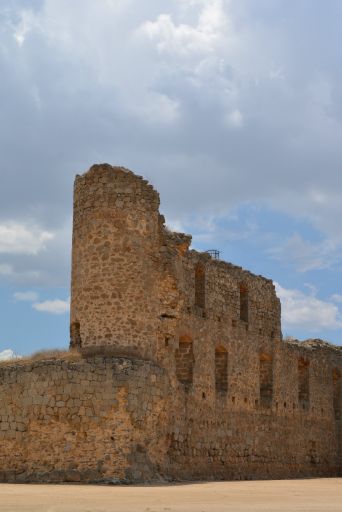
0;164;341;483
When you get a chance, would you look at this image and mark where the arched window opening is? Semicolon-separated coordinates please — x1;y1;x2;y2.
298;358;310;410
259;353;273;408
215;346;228;394
175;335;194;388
195;263;205;309
333;369;341;421
240;284;249;322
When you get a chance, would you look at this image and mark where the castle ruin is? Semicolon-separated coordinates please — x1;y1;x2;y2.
0;164;341;483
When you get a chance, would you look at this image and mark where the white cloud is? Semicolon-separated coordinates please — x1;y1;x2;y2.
13;9;39;46
14;291;39;301
139;1;228;57
275;282;342;331
0;219;70;287
227;108;243;128
268;234;339;272
33;297;70;315
0;263;44;283
166;219;187;234
1;0;341;234
331;294;342;303
0;349;20;361
0;263;14;276
269;67;284;81
0;223;54;255
135;92;180;124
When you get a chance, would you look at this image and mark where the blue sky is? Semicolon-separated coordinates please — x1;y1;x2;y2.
0;0;342;357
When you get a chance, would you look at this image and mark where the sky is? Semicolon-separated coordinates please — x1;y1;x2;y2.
0;0;342;358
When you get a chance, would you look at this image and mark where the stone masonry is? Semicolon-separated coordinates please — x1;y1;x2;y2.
0;357;170;482
0;163;341;482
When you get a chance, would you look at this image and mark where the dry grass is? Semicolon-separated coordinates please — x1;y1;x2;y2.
0;349;81;367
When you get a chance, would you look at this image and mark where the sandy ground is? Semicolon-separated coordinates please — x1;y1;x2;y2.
0;479;341;512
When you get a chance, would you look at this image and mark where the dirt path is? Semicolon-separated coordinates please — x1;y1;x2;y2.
1;478;341;512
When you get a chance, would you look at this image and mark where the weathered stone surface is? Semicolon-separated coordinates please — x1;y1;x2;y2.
0;163;341;483
0;357;170;483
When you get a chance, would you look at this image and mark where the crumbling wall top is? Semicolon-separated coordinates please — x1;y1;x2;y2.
284;337;342;355
74;163;160;214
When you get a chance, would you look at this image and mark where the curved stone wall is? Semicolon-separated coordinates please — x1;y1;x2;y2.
71;164;161;359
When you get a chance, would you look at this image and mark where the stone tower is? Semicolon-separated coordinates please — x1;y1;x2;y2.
70;163;161;359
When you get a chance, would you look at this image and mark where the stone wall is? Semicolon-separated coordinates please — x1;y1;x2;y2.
0;344;340;483
0;357;170;483
166;340;342;480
